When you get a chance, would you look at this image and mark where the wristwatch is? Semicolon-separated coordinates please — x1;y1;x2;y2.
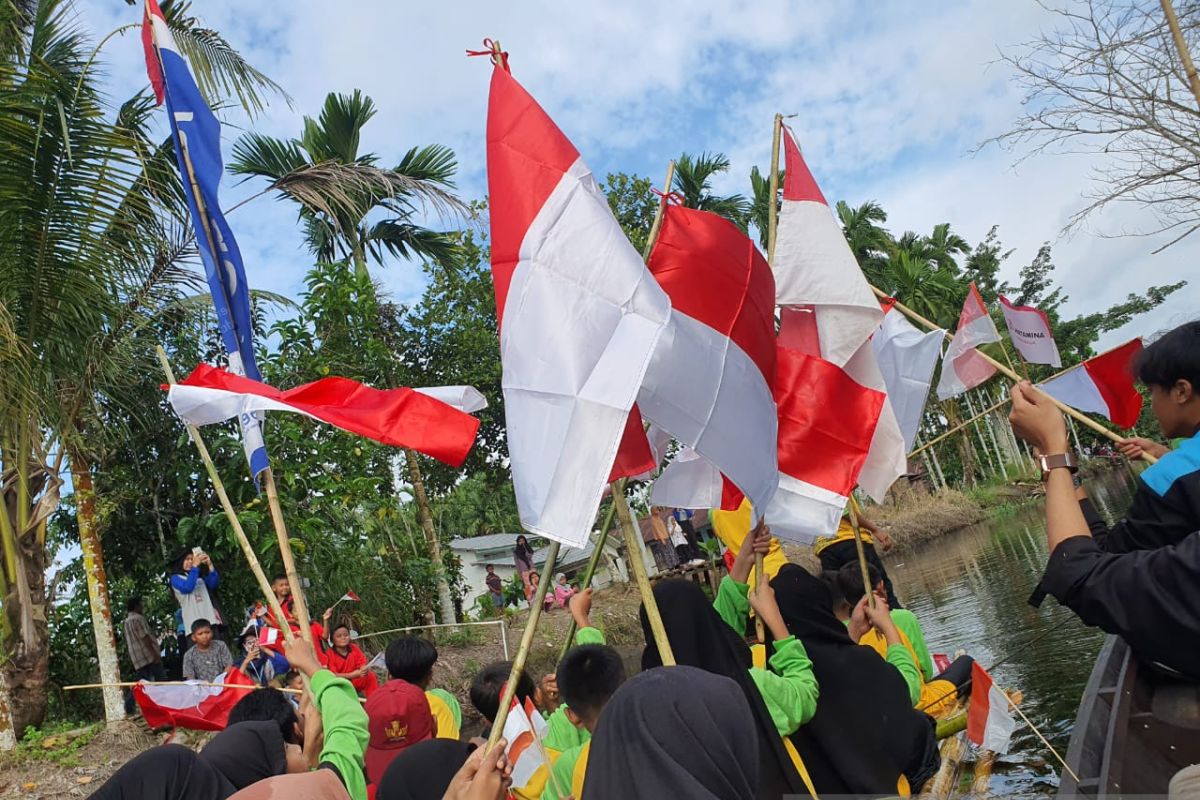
1037;452;1079;481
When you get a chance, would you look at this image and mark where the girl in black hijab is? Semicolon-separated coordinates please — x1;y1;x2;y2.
89;745;233;800
584;666;758;800
199;721;290;790
640;580;806;799
770;564;940;796
376;738;473;800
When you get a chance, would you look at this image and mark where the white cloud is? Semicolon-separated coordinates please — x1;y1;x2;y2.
78;0;1194;344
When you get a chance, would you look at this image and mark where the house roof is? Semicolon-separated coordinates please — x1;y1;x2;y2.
448;533;527;552
450;532;614;572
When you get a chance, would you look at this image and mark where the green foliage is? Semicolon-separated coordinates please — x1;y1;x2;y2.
602;173;657;255
673;152;751;230
15;720;99;767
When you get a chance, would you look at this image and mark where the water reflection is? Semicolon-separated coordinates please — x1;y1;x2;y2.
885;470;1137;796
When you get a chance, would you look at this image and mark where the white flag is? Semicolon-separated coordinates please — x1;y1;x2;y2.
999;295;1061;367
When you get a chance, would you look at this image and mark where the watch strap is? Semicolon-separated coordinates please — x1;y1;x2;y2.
1038;451;1079;479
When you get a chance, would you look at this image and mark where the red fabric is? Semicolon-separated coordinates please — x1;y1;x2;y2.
949;283;999;391
720;479;745;512
365;680;436;783
960;283;990;327
177;364;480;468
1084;339;1145;428
775;345;885;495
320;644;379;697
486;66;580;326
134;668;255;731
777;306;823;356
781;125;829;205
647;204;777;386
966;661;994;747
140;0;165;105
608;405;656;482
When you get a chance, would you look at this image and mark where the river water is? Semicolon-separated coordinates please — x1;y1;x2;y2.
885;469;1138;797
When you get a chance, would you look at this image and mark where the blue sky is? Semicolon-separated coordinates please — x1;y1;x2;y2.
82;0;1197;348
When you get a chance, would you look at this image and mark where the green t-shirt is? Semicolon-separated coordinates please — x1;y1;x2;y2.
310;669;370;800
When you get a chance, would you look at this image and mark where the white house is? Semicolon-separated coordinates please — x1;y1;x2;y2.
450;532;627;604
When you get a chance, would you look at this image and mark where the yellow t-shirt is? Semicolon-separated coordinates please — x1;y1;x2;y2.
571;740;590;800
709;498;788;589
426;688;461;740
857;628;958;718
812;515;874;556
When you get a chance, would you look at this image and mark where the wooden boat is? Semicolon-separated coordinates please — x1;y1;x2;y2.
1058;635;1200;797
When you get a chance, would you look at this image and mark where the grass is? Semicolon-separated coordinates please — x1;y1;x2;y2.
11;721;100;767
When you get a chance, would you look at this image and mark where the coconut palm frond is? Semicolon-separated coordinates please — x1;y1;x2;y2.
395;144;457;188
270;160;467;226
172;288;297;314
230;132;309;180
301;90;376;163
366;220;461;271
166;19;289;118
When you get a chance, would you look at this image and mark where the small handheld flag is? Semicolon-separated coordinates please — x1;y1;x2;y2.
999;295;1062;367
1038;340;1144;428
937;284;1001;400
340;590;360;603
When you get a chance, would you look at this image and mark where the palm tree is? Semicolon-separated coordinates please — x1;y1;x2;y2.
748;165;783;250
835;200;893;284
233;91;466;627
230;91;463;280
672;152;751;230
925;222;970;274
0;0;278;737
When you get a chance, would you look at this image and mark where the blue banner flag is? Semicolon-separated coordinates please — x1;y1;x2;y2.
143;0;268;478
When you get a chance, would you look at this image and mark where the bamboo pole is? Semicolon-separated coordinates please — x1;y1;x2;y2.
156;347;296;645
911;397;1009;458
1161;0;1200;110
643;161;676;260
614;487;675;664
846;494;875;610
261;468;313;646
484;542;560;752
872;288;1158;464
65;681;301;695
558;501;618;663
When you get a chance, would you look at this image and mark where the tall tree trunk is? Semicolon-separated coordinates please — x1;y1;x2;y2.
404;449;455;625
70;455;124;723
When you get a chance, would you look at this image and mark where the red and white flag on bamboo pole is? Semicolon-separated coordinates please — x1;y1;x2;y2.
936;283;1001;400
967;662;1017;754
999;295;1061;367
133;668;255;731
773;126;906;505
166;365;484;468
1038;339;1144;428
636;203;779;518
485;64;671;548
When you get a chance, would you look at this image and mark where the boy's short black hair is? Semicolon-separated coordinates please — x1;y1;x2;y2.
271;574;289;585
385;636;438;683
1135;321;1200;390
470;661;536;723
556;644;626;723
126;596;143;614
191;618;212;634
283;669;301;686
836;562;882;608
818;571;847;612
227;688;300;744
331;622;351;635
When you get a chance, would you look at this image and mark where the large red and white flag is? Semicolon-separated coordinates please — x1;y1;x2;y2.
486;66;671;547
936;283;1001;400
773;128;906;504
637;204;779;516
967;662;1018;754
999;295;1061;367
167;365;484;468
872;306;945;451
133;668;255;731
1039;339;1144;428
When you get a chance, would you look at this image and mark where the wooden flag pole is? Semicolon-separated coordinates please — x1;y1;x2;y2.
846;494;875;610
558;501;618;663
1161;0;1200;110
909;396;1010;458
644;161;676;259
612;484;675;665
485;542;560;751
261;468;314;645
872;288;1158;464
156;347;295;643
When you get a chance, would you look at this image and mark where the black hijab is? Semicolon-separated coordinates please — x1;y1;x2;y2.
376;738;473;800
89;744;234;800
584;666;758;800
640;579;804;799
770;564;940;796
200;721;288;790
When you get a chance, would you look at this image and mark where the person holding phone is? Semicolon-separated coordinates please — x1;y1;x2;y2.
169;545;225;642
239;623;289;686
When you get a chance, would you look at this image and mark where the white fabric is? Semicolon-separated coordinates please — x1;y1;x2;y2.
413;386;488;413
981;684;1018;753
632;423;673;481
500;158;671;547
649;449;724;509
141;678;223;710
872;311;946;451
638;309;779;521
1039;366;1109;419
845;340;907;503
763;472;846;545
502;699;549;789
999;297;1062;367
774;199;883;367
936;302;1001;400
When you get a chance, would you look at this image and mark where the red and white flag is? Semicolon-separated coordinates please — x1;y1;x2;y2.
486;66;671;548
166;365;484;468
999;295;1061;367
340;590;360;603
936;284;1001;400
773;129;906;504
133;668;255;731
503;696;551;791
765;346;886;542
637;203;779;517
607;407;657;483
967;662;1017;754
872;305;945;451
1039;339;1144;428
